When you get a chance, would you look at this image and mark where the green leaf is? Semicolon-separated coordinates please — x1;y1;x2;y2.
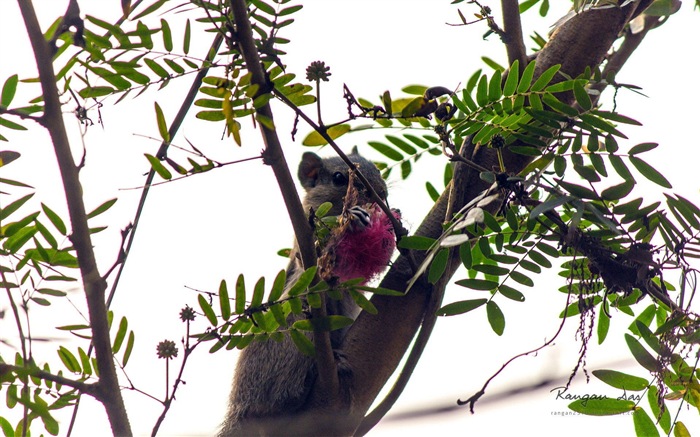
290;330;315;356
673;421;690;437
268;270;286;303
302;124;351;146
486;301;505;335
398;235;435;250
509;270;534;287
568;397;634;416
573;81;592;110
112;317;128;353
386;135;417;155
367;141;403;161
455;278;498;291
629;156;672;188
132;0;168;19
219;280;231;321
279;4;303;16
251;277;265;308
527;250;552;268
0;416;14;436
164;58;185;74
498;284;524;302
594;110;642;126
1;74;18;106
472;264;510;276
428;248;449;284
235;274;246;314
160;19;173;52
58;346;81;373
145;154;172;180
123;331;135;366
41;203;67;235
593;369;648;391
425;182;440;202
597;305;610;344
79;85;115;99
628;142;658;155
556;179;598;199
517;60;537;94
436;298;488;316
154;102;170;143
86;198;117;219
633;408;660;437
608;154;634;181
625;334;658;372
349;289;377;315
288;266;317;296
183;19;191;54
198;294;217;326
530;64;561;92
0;193;34;221
476;74;488;107
250;0;276;14
145;58;169;78
488;70;502;102
503;60;519;96
601;180;634;201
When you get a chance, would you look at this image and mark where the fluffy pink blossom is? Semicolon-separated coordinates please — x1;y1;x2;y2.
332;206;400;284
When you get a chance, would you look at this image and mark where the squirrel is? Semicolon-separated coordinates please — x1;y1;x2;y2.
219;150;399;436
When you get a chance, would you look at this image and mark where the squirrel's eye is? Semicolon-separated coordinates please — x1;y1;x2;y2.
332;172;348;187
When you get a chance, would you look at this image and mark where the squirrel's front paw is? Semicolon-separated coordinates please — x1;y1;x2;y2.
347;205;371;231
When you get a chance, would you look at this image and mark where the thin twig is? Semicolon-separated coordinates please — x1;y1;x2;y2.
151;322;196;436
459;285;575;412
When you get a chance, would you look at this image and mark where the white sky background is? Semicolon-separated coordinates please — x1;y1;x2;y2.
1;0;700;436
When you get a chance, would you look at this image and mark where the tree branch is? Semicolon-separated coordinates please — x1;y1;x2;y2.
16;1;131;435
500;0;528;67
0;364;98;396
228;0;340;409
0;106;43;124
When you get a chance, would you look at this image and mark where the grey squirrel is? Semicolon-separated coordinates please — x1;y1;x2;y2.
219;150;395;436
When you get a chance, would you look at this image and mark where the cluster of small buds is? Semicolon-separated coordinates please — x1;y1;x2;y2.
306;61;331;82
490;133;506;149
179;305;196;322
156;340;178;359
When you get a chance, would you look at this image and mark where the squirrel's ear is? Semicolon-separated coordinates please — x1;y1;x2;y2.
298;152;323;188
350;145;359;156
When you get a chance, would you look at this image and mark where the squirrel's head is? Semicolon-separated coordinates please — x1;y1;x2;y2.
298;149;387;215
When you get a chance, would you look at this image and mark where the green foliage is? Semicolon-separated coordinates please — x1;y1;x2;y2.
2;1;699;435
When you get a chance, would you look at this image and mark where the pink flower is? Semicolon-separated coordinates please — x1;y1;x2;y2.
332;206;400;284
